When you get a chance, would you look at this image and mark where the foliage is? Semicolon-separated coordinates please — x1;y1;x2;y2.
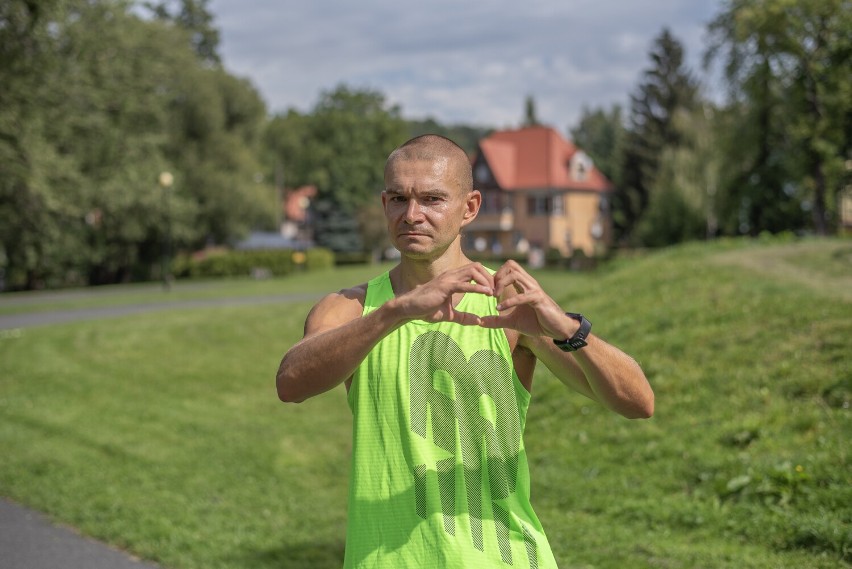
264;86;408;253
406;119;492;155
0;239;848;569
636;105;724;245
706;0;852;235
146;0;222;65
304;247;336;271
569;104;626;188
523;95;540;127
173;247;334;278
0;0;275;290
618;28;702;244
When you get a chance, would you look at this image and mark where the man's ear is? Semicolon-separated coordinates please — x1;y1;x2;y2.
461;190;482;227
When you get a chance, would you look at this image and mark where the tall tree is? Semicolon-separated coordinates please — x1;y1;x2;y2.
523;95;540;127
265;85;408;253
570;104;626;189
636;105;725;245
0;0;273;289
145;0;221;65
406;118;492;154
706;0;852;235
618;28;701;243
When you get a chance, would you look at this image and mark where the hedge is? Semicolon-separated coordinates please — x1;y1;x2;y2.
172;247;335;279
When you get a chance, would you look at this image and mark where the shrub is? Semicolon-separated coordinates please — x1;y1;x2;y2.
179;248;335;278
305;248;335;271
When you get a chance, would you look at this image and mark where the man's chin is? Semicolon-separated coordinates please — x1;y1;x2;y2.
397;243;450;261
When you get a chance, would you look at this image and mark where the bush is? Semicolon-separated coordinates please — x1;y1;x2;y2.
305;248;335;271
333;251;371;265
178;248;335;278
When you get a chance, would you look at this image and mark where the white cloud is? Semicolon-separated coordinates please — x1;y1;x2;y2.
210;0;722;131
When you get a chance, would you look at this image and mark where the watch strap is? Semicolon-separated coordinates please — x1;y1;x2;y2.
553;312;591;352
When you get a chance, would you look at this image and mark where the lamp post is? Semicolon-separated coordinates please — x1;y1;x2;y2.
158;171;174;291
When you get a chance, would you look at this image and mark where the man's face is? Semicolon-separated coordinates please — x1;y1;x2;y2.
382;158;478;260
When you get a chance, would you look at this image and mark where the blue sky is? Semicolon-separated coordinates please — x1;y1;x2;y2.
210;0;723;131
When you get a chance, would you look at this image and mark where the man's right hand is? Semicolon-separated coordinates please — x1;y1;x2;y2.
391;262;495;325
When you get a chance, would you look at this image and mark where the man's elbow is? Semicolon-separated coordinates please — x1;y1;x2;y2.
276;371;306;404
623;391;654;419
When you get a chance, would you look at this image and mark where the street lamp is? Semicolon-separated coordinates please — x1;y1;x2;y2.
158;171;174;291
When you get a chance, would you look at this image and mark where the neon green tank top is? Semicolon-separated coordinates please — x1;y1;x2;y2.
343;271;558;569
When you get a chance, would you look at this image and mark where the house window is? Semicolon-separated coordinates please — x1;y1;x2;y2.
482;190;501;214
526;194;563;216
552;194;564;215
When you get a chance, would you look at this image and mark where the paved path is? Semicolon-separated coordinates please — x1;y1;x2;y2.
0;498;161;569
0;292;321;330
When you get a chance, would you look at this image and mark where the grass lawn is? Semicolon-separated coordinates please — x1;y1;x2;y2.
0;237;849;568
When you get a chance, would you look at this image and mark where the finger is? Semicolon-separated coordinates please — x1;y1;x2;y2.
495;290;541;311
450;281;494;296
448;263;493;291
466;263;495;293
448;310;484;327
478;314;512;329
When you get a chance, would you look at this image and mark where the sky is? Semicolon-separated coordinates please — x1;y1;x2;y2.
210;0;724;132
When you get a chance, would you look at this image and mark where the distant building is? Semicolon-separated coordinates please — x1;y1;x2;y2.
467;126;614;258
280;185;317;242
841;185;852;236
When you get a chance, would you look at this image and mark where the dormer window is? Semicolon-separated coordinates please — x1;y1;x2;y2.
570;151;592;181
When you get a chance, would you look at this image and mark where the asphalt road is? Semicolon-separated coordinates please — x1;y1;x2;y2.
0;498;161;569
0;292;321;330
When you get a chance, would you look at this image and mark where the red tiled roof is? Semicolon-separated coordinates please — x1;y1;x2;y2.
476;126;613;192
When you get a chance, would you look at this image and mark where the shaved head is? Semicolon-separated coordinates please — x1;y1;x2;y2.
385;134;473;194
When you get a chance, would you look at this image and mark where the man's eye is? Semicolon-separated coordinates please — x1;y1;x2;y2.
390;196;406;203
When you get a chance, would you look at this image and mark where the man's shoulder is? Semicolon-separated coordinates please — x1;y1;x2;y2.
304;282;368;334
320;282;368;308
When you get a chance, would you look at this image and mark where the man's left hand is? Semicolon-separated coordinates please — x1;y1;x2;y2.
477;260;577;340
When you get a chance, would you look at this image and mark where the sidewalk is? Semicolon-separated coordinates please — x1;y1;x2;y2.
0;498;161;569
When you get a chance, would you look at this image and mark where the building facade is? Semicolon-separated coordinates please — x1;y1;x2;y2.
465;126;614;258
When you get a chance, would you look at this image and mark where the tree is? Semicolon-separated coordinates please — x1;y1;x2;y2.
406;118;492;155
265;85;408;253
145;0;221;65
706;0;852;235
618;28;701;243
0;0;273;289
523;95;540;127
636;105;725;245
570;104;626;189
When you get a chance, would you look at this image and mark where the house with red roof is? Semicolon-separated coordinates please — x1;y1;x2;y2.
466;125;613;259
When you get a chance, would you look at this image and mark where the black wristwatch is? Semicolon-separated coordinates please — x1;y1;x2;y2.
553;312;591;352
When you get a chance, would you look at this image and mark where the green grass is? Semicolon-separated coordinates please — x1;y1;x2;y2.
0;263;394;316
1;238;849;568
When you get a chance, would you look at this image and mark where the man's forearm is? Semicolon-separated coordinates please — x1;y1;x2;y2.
572;336;654;419
276;302;405;403
534;334;654;419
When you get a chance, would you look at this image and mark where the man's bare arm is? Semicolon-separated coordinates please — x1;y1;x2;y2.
276;263;496;403
276;287;400;403
524;333;654;419
480;260;654;419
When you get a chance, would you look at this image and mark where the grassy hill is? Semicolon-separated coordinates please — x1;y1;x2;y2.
0;237;849;568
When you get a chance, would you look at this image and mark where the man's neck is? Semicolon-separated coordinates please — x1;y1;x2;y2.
389;245;471;295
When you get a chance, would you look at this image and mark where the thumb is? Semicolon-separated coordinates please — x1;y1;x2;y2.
478;314;509;329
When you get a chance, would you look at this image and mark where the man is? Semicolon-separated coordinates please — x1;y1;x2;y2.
276;134;654;568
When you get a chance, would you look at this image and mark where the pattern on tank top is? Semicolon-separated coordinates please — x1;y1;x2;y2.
409;330;538;568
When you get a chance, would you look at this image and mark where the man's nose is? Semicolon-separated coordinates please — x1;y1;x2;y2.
404;200;423;224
